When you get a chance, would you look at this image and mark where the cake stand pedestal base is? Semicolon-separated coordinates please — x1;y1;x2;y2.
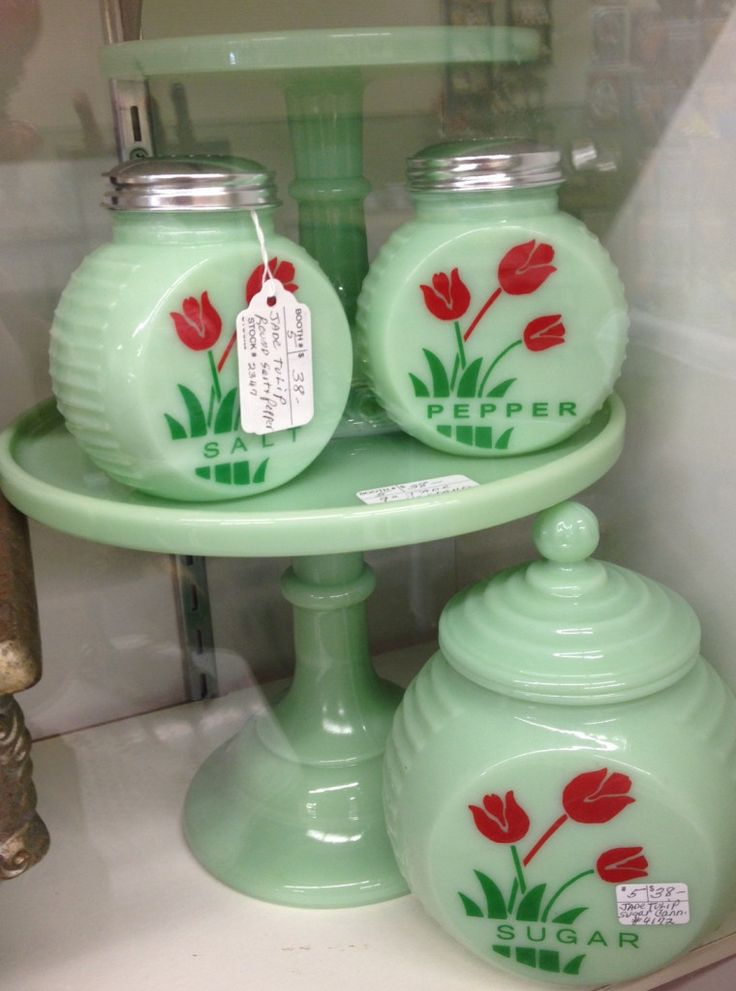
184;552;406;907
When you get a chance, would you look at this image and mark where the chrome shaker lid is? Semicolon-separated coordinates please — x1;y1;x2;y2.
104;156;278;211
407;140;563;192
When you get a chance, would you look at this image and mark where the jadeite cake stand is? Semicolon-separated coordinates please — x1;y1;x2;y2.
0;395;624;907
0;26;626;908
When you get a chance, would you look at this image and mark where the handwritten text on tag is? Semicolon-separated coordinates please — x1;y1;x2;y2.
356;475;478;504
616;883;690;926
237;283;313;435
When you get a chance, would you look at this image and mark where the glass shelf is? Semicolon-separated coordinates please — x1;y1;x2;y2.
10;671;734;990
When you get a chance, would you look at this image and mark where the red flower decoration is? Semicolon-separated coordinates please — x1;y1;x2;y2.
562;769;635;824
469;791;530;845
170;291;222;351
420;268;471;321
523;314;566;352
498;240;556;295
246;258;298;303
596;847;649;883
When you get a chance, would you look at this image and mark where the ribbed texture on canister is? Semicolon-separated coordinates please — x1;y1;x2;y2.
50;256;142;485
670;664;736;785
384;654;461;860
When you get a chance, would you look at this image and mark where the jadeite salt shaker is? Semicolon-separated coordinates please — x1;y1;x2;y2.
356;142;628;456
384;502;736;987
50;158;352;501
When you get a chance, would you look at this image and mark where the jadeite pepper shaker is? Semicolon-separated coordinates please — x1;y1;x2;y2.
50;157;352;501
384;502;736;987
356;142;628;456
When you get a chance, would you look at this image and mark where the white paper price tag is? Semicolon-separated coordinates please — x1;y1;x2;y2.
356;474;478;505
237;282;313;435
616;883;690;925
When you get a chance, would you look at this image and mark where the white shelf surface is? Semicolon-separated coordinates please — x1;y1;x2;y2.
5;646;736;991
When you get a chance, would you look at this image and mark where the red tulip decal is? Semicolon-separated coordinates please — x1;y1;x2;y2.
469;791;530;845
170;291;222;351
418;268;472;388
246;257;298;303
498;239;556;296
420;268;471;322
213;258;301;376
596;847;649;883
459;771;646;967
522;314;566;352
165;281;273;484
562;769;634;825
523;768;635;867
412;241;564;445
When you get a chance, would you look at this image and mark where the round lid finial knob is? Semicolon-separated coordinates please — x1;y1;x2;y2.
533;501;600;564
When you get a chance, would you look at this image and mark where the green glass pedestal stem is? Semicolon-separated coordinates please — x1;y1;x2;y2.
284;71;370;328
283;72;391;433
269;552;402;761
183;551;406;908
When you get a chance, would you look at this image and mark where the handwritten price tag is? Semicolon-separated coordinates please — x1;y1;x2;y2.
356;475;478;504
237;282;313;435
616;883;690;926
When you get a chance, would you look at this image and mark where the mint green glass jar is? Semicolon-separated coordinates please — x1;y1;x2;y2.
50;158;352;501
357;142;628;456
384;502;736;987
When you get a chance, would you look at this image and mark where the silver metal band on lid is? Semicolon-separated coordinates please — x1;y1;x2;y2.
407;140;562;192
104;156;279;211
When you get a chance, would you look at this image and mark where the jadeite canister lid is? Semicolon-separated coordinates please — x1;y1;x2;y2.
406;139;563;193
103;156;278;211
439;501;701;704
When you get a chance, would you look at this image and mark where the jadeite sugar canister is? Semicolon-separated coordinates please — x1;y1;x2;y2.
384;502;736;987
356;142;628;456
50;158;352;501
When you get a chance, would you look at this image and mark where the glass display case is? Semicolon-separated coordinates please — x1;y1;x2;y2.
1;2;735;989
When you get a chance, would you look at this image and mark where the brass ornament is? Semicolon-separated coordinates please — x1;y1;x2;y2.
0;494;49;878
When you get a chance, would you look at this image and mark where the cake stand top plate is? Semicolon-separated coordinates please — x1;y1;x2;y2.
0;397;624;558
99;26;539;79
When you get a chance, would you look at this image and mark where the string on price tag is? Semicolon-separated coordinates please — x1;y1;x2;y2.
236;212;314;436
